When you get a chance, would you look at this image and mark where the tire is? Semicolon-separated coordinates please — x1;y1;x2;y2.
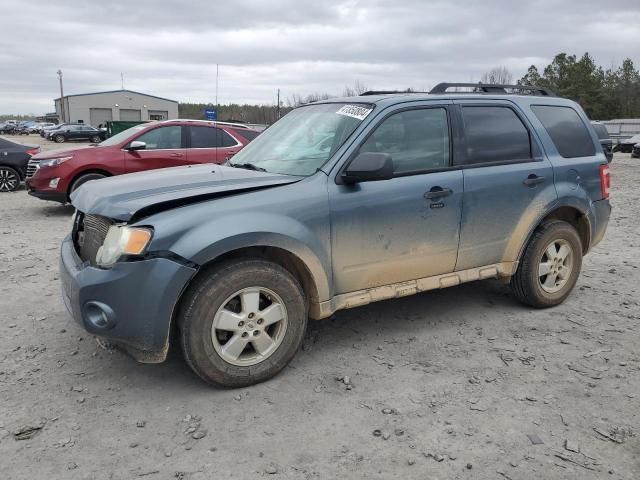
54;134;65;143
179;258;308;387
90;135;101;143
511;220;582;308
70;172;106;194
0;166;21;192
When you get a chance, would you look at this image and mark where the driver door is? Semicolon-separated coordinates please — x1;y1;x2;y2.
328;105;463;294
124;125;188;173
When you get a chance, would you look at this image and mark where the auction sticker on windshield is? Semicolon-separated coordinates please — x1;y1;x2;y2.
336;105;373;121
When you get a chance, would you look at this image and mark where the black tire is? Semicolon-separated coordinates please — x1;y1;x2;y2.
511;220;582;308
90;135;101;143
0;166;21;192
54;134;65;143
179;258;308;388
70;172;106;195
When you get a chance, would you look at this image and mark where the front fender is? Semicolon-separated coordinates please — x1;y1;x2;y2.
165;213;332;302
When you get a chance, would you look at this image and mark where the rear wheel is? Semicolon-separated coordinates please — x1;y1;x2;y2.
179;258;307;387
54;134;65;143
70;172;106;195
0;166;20;192
511;220;582;308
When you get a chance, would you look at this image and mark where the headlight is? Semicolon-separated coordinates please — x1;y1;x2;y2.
96;226;153;267
39;156;73;168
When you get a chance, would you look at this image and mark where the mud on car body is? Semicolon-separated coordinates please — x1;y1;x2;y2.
60;83;611;387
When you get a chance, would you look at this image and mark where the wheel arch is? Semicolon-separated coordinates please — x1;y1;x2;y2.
517;205;591;261
67;169;113;198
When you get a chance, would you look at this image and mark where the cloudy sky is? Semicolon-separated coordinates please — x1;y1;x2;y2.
1;0;639;114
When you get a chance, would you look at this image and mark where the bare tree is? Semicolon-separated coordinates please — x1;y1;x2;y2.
342;80;369;97
480;66;514;85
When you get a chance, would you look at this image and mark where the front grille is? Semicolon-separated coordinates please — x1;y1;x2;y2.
26;158;40;178
73;212;113;264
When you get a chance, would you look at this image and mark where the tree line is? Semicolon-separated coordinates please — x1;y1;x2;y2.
515;53;640;120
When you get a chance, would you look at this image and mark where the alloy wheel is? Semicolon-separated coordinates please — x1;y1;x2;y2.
538;239;574;293
211;287;288;366
0;167;19;192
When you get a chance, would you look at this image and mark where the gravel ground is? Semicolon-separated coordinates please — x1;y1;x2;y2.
1;138;639;479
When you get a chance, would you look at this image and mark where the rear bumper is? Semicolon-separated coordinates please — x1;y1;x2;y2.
59;235;196;361
588;199;611;250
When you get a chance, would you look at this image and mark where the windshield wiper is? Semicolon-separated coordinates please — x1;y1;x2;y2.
229;162;267;172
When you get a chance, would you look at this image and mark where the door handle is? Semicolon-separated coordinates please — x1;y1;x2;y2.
424;186;453;200
169;152;183;157
523;174;545;186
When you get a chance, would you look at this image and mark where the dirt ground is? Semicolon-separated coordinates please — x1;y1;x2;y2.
1;136;639;479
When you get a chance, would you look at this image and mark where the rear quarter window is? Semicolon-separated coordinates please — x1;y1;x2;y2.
531;105;596;158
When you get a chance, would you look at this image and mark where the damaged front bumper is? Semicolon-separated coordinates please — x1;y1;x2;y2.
59;234;196;362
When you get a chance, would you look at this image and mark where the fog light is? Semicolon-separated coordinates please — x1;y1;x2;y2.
83;301;117;330
49;178;60;188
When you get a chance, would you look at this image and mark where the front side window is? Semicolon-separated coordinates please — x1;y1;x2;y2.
229;102;372;176
358;108;450;174
532;105;596;158
459;106;531;165
134;126;182;150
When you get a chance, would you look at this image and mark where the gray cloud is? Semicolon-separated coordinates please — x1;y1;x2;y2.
1;0;639;113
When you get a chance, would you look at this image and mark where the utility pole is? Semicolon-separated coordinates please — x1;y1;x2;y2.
57;69;65;123
215;64;219;124
276;88;281;121
121;72;125;90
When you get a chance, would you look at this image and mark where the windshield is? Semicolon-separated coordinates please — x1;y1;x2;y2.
229;102;373;176
98;124;149;147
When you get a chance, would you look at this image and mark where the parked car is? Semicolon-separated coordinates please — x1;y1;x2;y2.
632;144;640;158
590;121;613;162
0;138;40;191
41;123;71;138
0;122;17;134
46;124;107;143
59;84;611;387
26;120;259;203
613;134;640;153
28;122;54;134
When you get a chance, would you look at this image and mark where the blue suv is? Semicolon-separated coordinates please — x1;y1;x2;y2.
60;83;611;387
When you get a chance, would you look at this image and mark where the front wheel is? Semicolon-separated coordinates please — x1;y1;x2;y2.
179;259;308;387
54;134;65;143
90;135;101;143
0;166;20;192
70;172;106;195
511;220;582;308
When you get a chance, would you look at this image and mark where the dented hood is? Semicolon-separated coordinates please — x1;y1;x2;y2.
70;164;300;221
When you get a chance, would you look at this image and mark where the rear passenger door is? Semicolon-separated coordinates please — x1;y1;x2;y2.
454;101;557;271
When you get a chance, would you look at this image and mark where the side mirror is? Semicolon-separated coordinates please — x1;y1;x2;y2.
128;141;146;151
341;152;394;184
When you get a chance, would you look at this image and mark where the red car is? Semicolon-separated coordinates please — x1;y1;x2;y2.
26;120;260;203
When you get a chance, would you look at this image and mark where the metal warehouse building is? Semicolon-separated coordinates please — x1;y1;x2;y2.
54;89;178;127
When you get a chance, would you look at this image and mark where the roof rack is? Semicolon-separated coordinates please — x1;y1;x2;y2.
429;83;556;97
360;90;429;96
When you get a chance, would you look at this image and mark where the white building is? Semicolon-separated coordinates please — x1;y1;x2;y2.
54;89;179;127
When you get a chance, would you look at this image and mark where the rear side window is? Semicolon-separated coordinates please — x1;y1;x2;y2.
190;127;239;148
459;106;531;165
232;129;260;142
531;105;596;158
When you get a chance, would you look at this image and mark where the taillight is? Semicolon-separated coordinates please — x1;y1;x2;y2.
26;148;40;156
599;164;610;199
